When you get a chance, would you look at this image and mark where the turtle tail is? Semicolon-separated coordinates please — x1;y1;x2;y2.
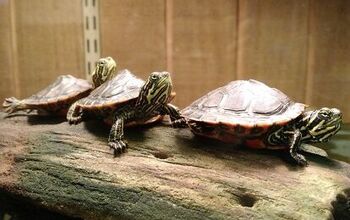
2;97;26;114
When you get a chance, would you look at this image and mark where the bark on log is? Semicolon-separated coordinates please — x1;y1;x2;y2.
0;112;349;220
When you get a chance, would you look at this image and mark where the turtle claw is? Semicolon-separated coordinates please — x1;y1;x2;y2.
108;139;128;156
293;154;308;166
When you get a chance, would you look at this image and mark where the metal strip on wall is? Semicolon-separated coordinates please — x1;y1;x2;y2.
82;0;101;79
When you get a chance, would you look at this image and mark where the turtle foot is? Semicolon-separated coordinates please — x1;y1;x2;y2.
108;139;128;156
66;104;83;125
292;154;308;166
3;97;24;114
67;117;82;125
172;117;187;128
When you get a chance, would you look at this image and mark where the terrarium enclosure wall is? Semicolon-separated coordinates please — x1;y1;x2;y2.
0;0;349;121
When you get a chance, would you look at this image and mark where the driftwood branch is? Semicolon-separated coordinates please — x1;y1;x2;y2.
0;112;349;219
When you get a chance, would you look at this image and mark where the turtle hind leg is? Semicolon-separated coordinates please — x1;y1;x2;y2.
2;97;26;114
66;103;84;124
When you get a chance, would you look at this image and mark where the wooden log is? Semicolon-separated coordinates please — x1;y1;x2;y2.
0;112;349;220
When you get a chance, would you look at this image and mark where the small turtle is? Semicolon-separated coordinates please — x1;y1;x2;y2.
2;57;116;116
67;70;183;155
177;79;342;165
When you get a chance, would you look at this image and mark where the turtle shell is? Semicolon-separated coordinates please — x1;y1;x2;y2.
181;80;306;146
1;74;93;116
74;69;176;126
23;75;92;106
181;79;305;127
75;69;144;110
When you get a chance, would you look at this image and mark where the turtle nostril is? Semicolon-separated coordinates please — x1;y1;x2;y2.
162;72;170;77
331;108;341;117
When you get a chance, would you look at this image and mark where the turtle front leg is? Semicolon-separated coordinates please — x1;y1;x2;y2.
287;130;308;166
66;102;83;124
108;117;128;156
161;104;187;128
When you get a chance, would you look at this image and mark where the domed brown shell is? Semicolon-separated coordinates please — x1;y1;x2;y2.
23;75;92;105
181;79;305;127
75;69;144;109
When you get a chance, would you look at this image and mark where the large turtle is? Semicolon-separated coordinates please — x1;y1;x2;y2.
67;70;183;156
176;79;342;166
2;57;116;116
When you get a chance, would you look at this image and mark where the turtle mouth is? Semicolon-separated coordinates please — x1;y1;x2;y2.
311;120;342;143
328;109;342;129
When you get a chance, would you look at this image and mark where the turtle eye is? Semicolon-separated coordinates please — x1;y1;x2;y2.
319;111;330;120
151;75;158;80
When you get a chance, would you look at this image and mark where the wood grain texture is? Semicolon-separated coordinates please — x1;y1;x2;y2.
306;0;350;122
172;0;237;108
0;0;17;102
99;0;166;79
13;0;85;99
237;0;309;102
0;113;349;219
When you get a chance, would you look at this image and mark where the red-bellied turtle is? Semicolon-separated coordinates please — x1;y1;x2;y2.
176;79;342;166
2;57;116;116
67;70;182;156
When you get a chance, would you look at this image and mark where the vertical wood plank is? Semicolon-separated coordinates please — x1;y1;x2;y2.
166;0;174;73
0;0;17;102
237;0;309;101
99;0;166;79
172;0;237;108
14;0;85;98
307;0;350;122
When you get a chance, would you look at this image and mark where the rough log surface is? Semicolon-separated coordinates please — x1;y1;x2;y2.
0;112;349;220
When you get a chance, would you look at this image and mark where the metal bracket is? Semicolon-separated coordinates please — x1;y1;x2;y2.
82;0;101;79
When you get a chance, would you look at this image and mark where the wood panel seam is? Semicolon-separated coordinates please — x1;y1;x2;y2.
305;0;313;104
235;0;240;80
9;0;20;97
165;0;173;73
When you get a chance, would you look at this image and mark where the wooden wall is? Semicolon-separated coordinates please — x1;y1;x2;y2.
1;0;349;122
0;0;85;100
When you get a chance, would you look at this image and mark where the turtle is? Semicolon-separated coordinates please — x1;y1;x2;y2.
67;70;183;156
2;56;117;116
175;79;342;166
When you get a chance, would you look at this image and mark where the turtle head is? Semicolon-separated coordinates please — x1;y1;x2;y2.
140;72;173;105
305;107;342;143
91;57;117;87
